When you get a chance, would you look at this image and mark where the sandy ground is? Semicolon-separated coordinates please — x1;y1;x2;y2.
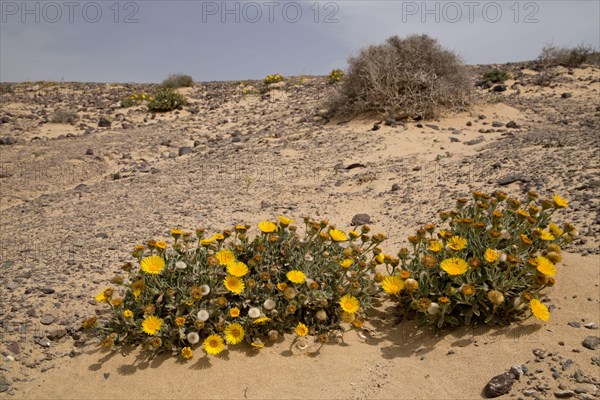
1;63;599;399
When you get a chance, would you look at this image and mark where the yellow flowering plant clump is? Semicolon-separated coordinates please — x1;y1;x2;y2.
327;69;345;84
263;74;284;85
382;191;573;328
86;217;385;359
121;92;153;108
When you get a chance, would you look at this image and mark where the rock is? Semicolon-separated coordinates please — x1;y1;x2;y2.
584;322;597;330
498;175;523;186
391;183;401;192
41;287;55;295
483;372;516;398
450;137;460;143
554;390;575;398
351;214;371;226
568;321;581;328
40;315;57;325
425;124;439;130
345;163;366;170
464;136;485;146
6;282;18;291
533;348;546;358
371;123;381;131
561;93;572;99
85;148;94;156
492;84;507;92
41;365;54;372
6;342;20;355
47;328;67;341
0;374;9;393
509;365;525;379
492;121;504;128
96;232;108;239
98;117;111;127
0;136;16;145
178;147;194;156
506;120;520;129
231;136;241;143
581;336;599;350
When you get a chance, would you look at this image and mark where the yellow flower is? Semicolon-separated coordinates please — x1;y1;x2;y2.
340;259;353;269
277;282;287;291
181;346;193;359
224;275;245;294
530;299;549;322
440;258;468;276
251;339;264;349
230;307;240;317
216;249;235;266
517;209;530;218
203;334;225;355
175;316;186;327
484;248;499;263
224;323;245;344
253;317;271;325
339;294;360;314
278;216;293;226
170;228;183;237
548;223;564;236
429;240;443;253
286;270;306;284
535;256;556;276
295;322;308;337
537;229;556;241
329;229;348;242
258;221;278;233
446;236;467;251
95;291;108;303
227;261;249;277
132;288;142;301
140;255;165;275
155;241;167;250
200;237;215;246
123;309;133;318
381;276;404;295
552;194;568;209
141;316;163;335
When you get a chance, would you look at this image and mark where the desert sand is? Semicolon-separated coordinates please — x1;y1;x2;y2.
0;63;599;399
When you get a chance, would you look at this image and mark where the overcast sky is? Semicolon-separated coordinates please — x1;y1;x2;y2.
1;0;598;82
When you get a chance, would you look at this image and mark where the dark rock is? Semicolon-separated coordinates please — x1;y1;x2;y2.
483;372;516;398
391;183;401;192
6;341;20;355
509;365;525;379
554;390;575;398
0;136;16;145
345;163;366;170
351;214;371;226
96;232;108;239
0;374;9;393
506;121;520;129
492;121;504;128
40;315;57;325
464;136;485;146
568;321;581;328
98;117;111;127
466;121;473;126
450;137;460;143
371;123;381;131
425;124;439;130
85;148;94;156
581;336;599;350
492;84;507;92
231;136;241;142
41;287;55;295
561;93;572;99
178;147;194;156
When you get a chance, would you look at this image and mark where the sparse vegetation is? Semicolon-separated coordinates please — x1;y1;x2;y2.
537;43;598;68
121;93;152;108
0;83;14;95
49;109;77;124
327;69;344;84
147;87;188;112
263;74;284;85
482;69;511;83
327;34;470;119
161;74;194;89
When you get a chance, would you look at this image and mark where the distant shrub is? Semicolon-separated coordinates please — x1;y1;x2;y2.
327;69;344;84
0;83;13;95
121;93;152;108
482;69;511;83
147;88;188;112
538;44;598;68
263;74;284;85
49;109;77;123
327;34;470;119
161;74;194;89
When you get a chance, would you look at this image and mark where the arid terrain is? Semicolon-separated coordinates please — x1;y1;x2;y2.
0;63;599;399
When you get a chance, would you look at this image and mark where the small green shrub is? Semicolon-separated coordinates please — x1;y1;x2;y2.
263;74;284;85
327;69;345;84
147;88;188;112
382;191;572;328
161;74;194;89
482;69;511;83
121;93;152;108
0;83;14;95
49;109;77;123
